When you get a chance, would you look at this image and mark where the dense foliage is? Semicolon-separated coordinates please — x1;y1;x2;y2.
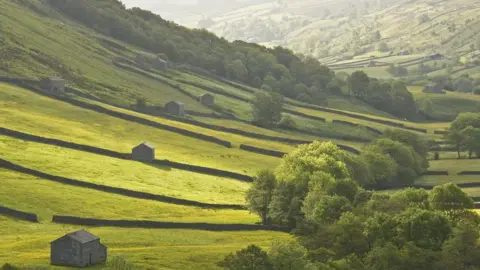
446;113;480;158
227;141;479;270
251;92;284;128
44;0;418;119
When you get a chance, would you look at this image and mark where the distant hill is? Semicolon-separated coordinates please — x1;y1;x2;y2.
180;0;480;78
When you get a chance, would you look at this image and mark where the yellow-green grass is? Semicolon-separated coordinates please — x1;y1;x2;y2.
333;66;392;78
0;169;257;224
74;94;297;154
171;68;399;120
0;83;282;175
191;116;367;149
0;217;289;269
0;135;249;205
428;159;480;175
284;113;377;140
315;95;396;118
75;82;374;145
429;152;472;160
0;1;211;112
286;101;450;136
410;86;480;121
172;72;253;100
285;104;437;136
177;81;253;121
416;176;480;186
409;86;480;101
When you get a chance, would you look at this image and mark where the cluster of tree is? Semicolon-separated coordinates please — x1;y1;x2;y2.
445;113;480;158
246;132;428;227
251;92;285;128
386;64;408;77
430;74;480;94
45;0;334;104
43;0;416;119
348;72;418;119
223;141;479;269
222;183;479;270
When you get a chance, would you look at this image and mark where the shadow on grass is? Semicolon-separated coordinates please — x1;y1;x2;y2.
139;161;172;172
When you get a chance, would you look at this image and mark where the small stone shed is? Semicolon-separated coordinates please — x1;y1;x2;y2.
423;83;445;94
50;230;107;268
198;93;214;106
165;101;185;117
398;50;410;56
40;77;65;94
132;142;155;161
426;53;444;61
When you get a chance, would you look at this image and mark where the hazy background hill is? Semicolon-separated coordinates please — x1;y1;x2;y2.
126;0;480;80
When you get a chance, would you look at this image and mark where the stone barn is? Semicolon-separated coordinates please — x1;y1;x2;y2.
423;83;445;94
199;93;214;106
153;58;168;72
40;77;65;94
398;50;410;56
426;53;444;61
165;101;185;117
132;142;155;161
50;230;107;268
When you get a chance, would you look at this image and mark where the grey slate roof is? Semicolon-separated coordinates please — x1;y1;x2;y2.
167;101;184;106
66;230;99;244
137;141;155;149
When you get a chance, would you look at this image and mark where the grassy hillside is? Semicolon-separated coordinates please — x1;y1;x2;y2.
0;83;286;175
2;0;480;269
0;169;257;223
195;0;480;68
410;86;480;121
0;135;250;205
0;217;289;269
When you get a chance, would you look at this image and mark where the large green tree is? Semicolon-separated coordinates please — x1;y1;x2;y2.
429;183;474;222
246;170;277;225
446;113;480;158
218;245;273;270
251;92;284;128
347;71;369;98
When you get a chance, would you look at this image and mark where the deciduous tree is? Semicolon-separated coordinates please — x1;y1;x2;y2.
246;170;277;225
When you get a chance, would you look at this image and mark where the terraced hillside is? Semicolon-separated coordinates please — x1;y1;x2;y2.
2;0;480;269
182;0;480;69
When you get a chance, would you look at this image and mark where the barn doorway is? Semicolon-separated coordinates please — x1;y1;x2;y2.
89;253;92;265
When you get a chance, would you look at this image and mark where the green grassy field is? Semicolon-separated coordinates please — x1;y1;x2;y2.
0;1;220;113
417;175;480;186
285;104;446;137
428;159;480;175
74;95;298;153
0;169;257;224
191;116;367;149
410;86;480;121
0;217;289;269
0;135;249;205
2;1;480;269
0;83;285;175
416;159;480;189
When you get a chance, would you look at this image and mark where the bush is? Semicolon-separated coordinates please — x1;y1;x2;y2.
1;264;17;270
218;245;273;270
277;115;297;130
434;152;440;160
